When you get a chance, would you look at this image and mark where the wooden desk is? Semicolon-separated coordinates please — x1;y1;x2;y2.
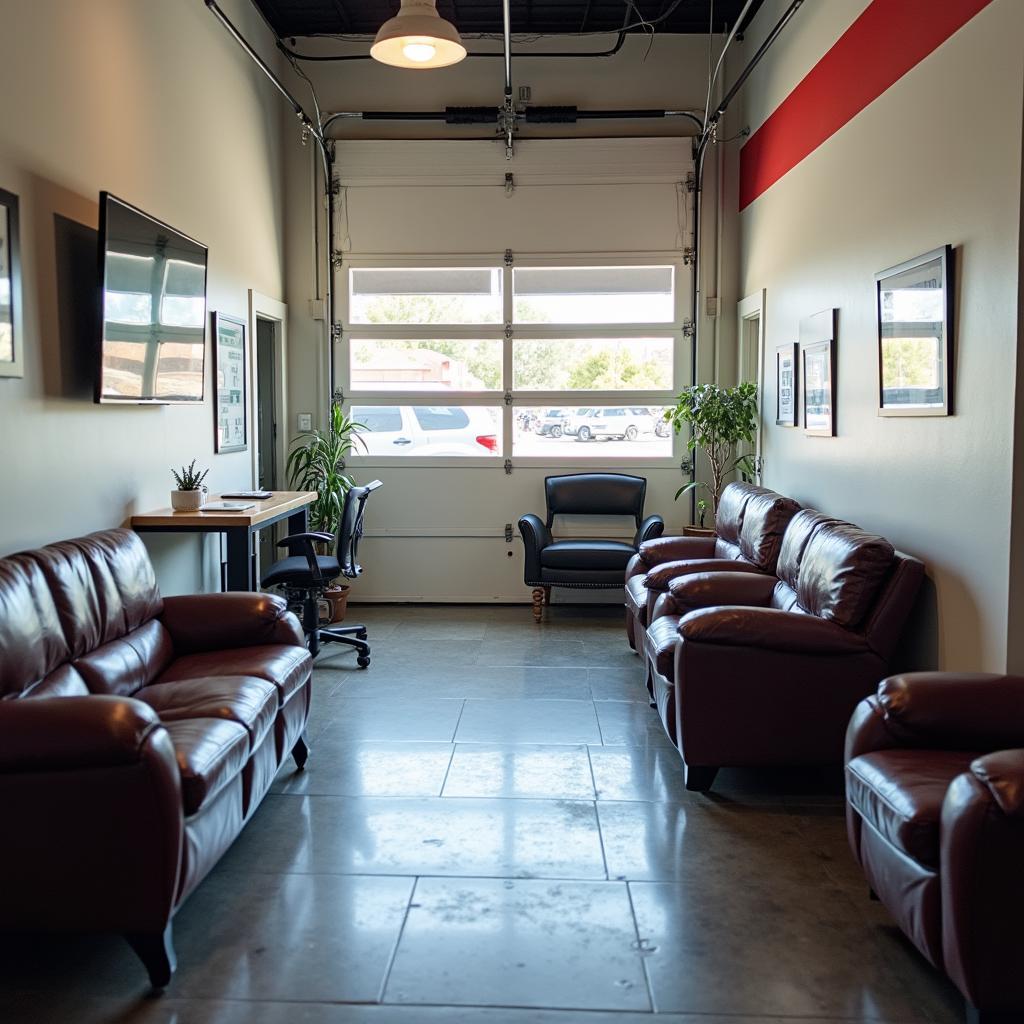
131;491;317;591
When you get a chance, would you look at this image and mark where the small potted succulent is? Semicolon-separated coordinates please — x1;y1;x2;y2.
170;459;210;512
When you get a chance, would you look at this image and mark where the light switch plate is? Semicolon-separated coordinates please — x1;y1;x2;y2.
297;413;313;431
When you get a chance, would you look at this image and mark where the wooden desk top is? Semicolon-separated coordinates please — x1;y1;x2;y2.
131;491;317;530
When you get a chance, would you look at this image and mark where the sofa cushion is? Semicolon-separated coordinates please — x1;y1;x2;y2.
737;491;800;571
138;675;278;750
158;645;310;707
0;555;74;699
28;529;163;658
647;615;682;678
798;522;895;627
72;619;175;698
846;749;977;868
540;540;635;572
162;718;250;815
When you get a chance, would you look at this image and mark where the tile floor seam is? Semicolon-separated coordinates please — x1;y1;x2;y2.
377;876;421;1004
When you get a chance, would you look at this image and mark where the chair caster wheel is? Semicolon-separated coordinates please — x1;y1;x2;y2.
357;656;370;668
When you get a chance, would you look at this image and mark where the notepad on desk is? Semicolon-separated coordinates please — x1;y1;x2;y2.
202;501;255;512
221;491;272;500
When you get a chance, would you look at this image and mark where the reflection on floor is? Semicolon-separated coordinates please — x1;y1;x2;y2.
0;604;962;1024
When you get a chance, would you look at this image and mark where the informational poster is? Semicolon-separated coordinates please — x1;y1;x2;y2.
213;312;247;453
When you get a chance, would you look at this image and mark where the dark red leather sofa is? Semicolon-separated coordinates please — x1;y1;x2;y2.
846;673;1024;1024
643;509;924;790
0;528;313;987
623;482;799;650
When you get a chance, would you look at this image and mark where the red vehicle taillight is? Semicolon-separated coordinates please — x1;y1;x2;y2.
476;434;498;452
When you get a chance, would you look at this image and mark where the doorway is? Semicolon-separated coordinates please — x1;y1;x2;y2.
737;290;766;481
249;290;288;579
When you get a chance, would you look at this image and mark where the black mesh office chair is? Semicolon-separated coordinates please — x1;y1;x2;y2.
261;479;382;666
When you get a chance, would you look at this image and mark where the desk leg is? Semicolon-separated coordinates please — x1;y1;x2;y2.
288;507;310;537
225;528;255;591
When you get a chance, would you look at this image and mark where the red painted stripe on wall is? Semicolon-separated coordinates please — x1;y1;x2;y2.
738;0;995;210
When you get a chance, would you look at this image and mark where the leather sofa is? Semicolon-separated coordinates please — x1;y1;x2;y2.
846;673;1024;1024
519;472;663;622
624;482;799;651
644;509;924;790
0;528;313;988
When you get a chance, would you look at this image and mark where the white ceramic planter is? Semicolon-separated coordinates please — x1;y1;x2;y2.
171;488;206;512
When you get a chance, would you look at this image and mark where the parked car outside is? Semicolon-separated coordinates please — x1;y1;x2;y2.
352;405;500;456
575;406;659;442
563;407;595;436
536;408;572;438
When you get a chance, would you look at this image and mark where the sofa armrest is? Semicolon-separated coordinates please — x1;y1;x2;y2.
518;514;552;583
644;558;762;593
969;750;1024;817
161;592;305;654
668;570;777;609
638;534;716;567
679;606;871;655
0;696;167;772
0;696;184;939
940;759;1024;1009
634;514;665;548
873;673;1024;750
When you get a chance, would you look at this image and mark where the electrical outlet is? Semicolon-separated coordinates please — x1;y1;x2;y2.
297;413;313;431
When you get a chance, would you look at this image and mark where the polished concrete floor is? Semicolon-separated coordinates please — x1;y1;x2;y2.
0;604;963;1024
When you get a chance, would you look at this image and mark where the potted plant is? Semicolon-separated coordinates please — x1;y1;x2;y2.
286;402;366;620
170;460;209;512
665;381;759;529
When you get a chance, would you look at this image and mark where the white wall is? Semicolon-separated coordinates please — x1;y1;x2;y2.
0;0;289;592
735;0;1024;670
281;33;735;601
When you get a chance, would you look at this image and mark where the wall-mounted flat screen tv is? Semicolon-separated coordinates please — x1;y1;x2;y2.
96;192;208;404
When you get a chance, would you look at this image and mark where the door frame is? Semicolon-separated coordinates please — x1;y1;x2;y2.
248;291;289;493
737;289;766;476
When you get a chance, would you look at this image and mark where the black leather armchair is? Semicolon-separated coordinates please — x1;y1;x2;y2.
519;473;663;621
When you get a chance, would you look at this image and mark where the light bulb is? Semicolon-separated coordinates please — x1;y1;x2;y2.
402;39;437;63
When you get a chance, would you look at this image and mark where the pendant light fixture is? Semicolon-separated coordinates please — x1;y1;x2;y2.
371;0;467;70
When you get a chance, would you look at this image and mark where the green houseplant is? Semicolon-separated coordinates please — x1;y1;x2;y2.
286;402;366;624
665;381;759;517
286;401;366;536
170;459;209;512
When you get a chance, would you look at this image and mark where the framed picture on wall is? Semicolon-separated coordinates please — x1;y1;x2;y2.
0;188;23;379
776;342;798;426
213;312;248;453
801;309;837;437
876;245;953;416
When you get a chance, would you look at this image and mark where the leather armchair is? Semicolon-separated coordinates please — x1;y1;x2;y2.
623;483;799;651
519;473;663;622
642;509;924;790
845;673;1024;1024
0;529;313;989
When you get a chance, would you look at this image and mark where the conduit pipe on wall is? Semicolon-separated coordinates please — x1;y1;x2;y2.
205;0;337;415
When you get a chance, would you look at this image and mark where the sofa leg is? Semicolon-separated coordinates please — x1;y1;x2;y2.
126;924;176;990
543;586;551;605
293;734;311;770
685;765;719;792
531;587;545;623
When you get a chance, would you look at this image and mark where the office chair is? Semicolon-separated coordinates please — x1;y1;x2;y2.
261;479;382;666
